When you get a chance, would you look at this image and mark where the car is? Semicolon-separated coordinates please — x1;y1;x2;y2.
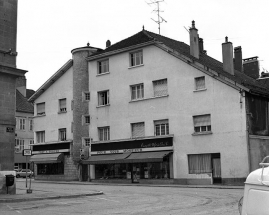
16;169;33;178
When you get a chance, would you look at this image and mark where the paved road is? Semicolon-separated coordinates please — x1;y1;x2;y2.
0;181;243;215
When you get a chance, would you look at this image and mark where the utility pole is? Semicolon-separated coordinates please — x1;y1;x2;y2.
147;0;167;34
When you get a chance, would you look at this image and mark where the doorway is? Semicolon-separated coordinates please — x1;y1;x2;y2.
212;154;221;184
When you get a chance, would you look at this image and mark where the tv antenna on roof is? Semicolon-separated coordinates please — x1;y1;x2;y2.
146;0;167;34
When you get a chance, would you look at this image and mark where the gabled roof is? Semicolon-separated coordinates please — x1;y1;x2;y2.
89;29;269;97
16;90;34;113
28;59;73;102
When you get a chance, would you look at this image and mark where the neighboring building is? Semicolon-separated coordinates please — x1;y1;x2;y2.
29;21;269;185
15;87;34;170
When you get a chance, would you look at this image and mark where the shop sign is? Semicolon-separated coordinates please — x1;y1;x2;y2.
32;149;69;154
22;149;32;156
91;136;173;154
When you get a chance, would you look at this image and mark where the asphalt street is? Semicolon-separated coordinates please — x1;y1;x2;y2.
0;180;244;215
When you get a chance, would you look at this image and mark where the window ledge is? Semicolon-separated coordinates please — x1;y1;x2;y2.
96;72;110;77
34;114;46;118
129;94;169;103
58;111;67;114
128;64;144;69
96;104;110;108
192;131;213;136
193;88;207;92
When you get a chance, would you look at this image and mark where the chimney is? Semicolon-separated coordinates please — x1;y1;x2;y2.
16;76;27;97
199;38;204;53
222;37;234;75
243;57;259;79
234;46;242;72
106;40;111;48
189;21;199;59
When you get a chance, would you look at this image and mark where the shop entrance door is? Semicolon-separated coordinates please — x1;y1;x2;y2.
82;164;88;181
131;164;140;183
212;157;222;184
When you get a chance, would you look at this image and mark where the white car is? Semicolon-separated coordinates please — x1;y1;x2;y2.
16;169;33;178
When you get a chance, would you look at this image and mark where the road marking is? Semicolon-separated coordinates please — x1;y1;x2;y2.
6;205;21;214
96;197;120;203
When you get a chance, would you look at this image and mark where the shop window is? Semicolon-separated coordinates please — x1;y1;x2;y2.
154;119;169;136
98;127;110;141
98;59;109;74
37;163;64;175
59;98;67;113
131;83;144;100
195;76;205;90
98;90;109;106
193;114;211;133
36;102;45;116
188;154;212;174
153;79;168;97
130;50;143;67
131;122;145;138
59;128;66;141
36;131;45;143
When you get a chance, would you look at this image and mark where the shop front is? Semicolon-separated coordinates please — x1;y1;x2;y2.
30;141;77;181
82;135;174;183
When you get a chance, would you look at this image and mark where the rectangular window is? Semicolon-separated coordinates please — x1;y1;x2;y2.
84;115;90;124
84;138;91;146
130;50;143;67
98;127;110;141
59;98;67;112
131;122;145;138
15;139;24;153
195;76;205;90
193;114;211;133
153;79;168;97
30;139;34;145
59;128;66;141
131;84;144;100
98;59;109;74
29;118;33;131
36;131;45;143
37;102;45;115
154;119;169;136
188;154;212;174
98;90;109;106
84;92;90;101
19;118;26;130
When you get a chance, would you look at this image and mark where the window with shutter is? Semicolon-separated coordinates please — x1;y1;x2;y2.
188;154;212;174
131;122;145;138
59;99;67;112
193;114;211;133
37;103;45;115
195;76;205;90
153;79;168;97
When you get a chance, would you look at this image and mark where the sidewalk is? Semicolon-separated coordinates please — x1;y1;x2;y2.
0;179;243;203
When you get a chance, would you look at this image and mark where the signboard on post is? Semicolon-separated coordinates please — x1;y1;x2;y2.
22;149;32;156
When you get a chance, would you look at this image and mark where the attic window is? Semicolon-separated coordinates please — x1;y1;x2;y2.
130;50;143;67
195;76;205;90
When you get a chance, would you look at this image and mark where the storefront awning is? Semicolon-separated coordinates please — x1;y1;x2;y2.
125;151;172;163
30;153;64;164
82;153;131;164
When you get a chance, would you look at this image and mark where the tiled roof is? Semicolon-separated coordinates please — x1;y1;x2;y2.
26;89;35;99
93;29;269;96
16;90;34;113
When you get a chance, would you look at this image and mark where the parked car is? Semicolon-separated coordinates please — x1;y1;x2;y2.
239;156;269;214
16;169;33;178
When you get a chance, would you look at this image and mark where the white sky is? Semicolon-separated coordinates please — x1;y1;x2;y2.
17;0;269;91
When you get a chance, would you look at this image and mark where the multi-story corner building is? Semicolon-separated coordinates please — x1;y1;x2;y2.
15;83;35;170
29;21;269;185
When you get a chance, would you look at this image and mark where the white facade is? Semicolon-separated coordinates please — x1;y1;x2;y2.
34;66;73;143
88;45;249;184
